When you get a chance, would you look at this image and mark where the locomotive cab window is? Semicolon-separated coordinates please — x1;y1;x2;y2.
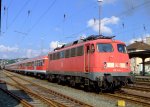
117;44;127;53
97;43;113;52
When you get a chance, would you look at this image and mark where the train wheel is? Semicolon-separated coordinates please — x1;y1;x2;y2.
70;79;75;87
40;75;45;80
48;75;53;82
84;85;92;92
94;84;101;93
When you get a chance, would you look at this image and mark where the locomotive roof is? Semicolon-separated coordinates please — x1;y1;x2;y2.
49;35;124;54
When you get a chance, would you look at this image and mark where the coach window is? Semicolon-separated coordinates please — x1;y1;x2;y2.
34;61;37;66
39;60;41;66
39;61;41;66
38;61;40;66
71;48;76;57
77;46;84;56
60;51;65;58
97;43;113;52
36;61;38;66
40;60;42;66
40;60;43;66
43;60;45;65
65;49;70;58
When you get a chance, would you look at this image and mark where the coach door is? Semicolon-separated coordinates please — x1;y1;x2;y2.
85;44;91;73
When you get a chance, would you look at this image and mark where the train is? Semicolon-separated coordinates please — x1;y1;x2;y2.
5;56;48;79
5;35;133;92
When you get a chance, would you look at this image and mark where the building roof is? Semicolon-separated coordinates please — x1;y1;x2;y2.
128;50;150;59
127;41;150;50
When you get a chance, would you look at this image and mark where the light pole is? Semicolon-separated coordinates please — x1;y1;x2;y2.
98;0;103;36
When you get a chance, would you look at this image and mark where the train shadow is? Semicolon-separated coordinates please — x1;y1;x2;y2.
0;82;33;107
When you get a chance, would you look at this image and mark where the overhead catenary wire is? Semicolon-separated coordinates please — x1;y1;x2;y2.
5;0;30;33
3;0;14;31
67;0;150;38
54;2;97;32
16;0;57;47
19;0;38;33
113;24;150;37
27;0;57;34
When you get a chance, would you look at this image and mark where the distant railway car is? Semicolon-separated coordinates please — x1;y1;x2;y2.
47;35;132;92
5;56;48;78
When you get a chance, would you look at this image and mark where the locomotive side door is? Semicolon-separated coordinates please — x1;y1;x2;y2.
85;44;90;73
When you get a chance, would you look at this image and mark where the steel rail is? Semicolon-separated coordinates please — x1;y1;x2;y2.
2;72;61;107
124;85;150;92
0;84;33;107
104;91;150;106
135;81;150;86
4;70;93;107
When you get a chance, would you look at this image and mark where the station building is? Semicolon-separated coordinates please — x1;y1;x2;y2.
127;38;150;75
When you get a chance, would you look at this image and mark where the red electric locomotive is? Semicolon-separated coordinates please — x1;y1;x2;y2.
5;56;48;79
47;35;132;92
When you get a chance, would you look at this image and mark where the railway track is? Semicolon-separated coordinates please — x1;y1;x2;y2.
104;91;150;107
135;81;150;86
3;71;93;107
0;84;33;107
0;80;58;107
135;78;150;82
123;85;150;92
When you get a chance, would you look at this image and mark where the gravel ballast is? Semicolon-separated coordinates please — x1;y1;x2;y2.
0;70;144;107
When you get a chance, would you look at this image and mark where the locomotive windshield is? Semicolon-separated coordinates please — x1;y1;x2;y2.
117;44;127;53
97;43;113;52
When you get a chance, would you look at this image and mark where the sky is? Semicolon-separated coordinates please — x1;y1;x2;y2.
1;0;150;59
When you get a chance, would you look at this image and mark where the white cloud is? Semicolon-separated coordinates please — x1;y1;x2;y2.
49;41;65;50
0;45;49;59
50;41;59;50
87;16;120;34
0;45;19;52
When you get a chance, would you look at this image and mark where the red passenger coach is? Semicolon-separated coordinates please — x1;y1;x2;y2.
5;56;48;78
47;35;133;92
